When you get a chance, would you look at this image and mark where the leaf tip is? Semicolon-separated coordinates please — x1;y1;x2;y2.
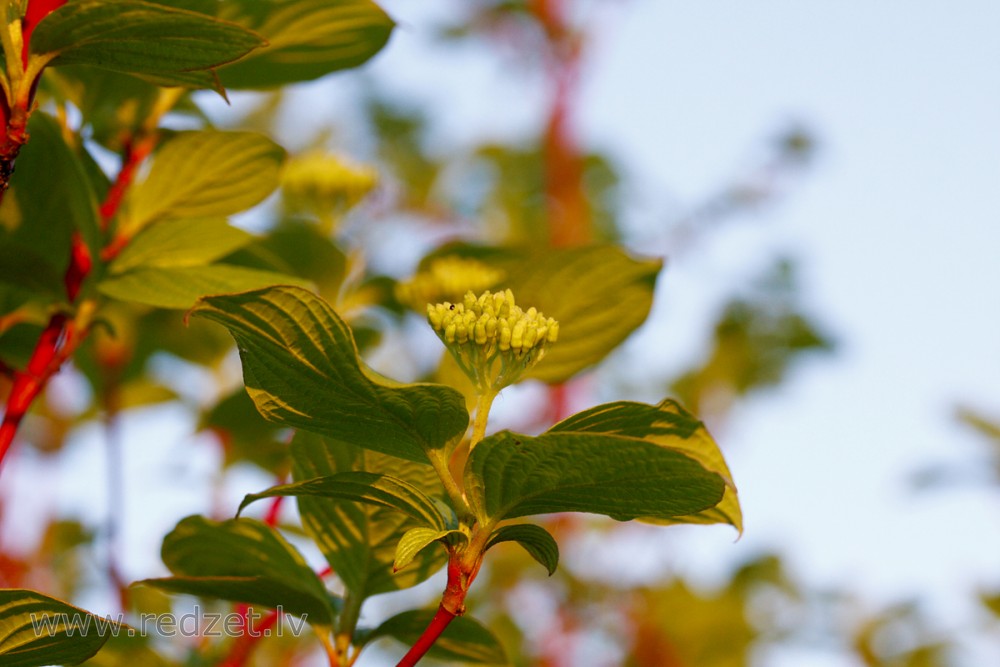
234;494;255;518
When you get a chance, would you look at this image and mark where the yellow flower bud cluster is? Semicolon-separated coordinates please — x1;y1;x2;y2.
396;256;506;311
282;152;377;219
427;289;558;392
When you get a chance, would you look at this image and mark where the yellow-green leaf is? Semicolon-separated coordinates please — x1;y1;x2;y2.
550;400;742;533
109;218;253;274
393;527;464;573
415;244;661;382
126;131;285;231
98;265;308;309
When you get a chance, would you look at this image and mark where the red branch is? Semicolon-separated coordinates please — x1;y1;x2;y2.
396;605;457;667
396;554;478;666
0;313;67;464
0;0;66;196
529;0;589;248
263;492;285;527
217;608;280;667
100;133;156;229
0;126;157;472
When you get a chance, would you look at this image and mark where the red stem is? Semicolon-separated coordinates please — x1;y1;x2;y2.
0;127;155;473
216;559;325;667
263;494;285;526
217;609;280;667
0;0;66;197
396;552;478;666
530;0;589;248
99;133;156;229
395;605;457;667
0;313;71;471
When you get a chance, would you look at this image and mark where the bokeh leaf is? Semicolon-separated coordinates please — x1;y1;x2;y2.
109;218;253;273
98;265;307;309
0;589;123;667
414;244;661;382
367;609;508;665
126;131;285;231
139;516;334;623
199;388;287;471
1;112;101;271
190;285;469;463
238;222;348;301
504;246;661;382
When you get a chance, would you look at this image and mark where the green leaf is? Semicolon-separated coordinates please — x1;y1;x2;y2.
1;112;101;270
213;0;394;89
238;471;451;531
138;515;334;623
199;388;287;471
0;588;121;667
464;400;732;524
31;0;264;79
512;246;660;382
126;131;284;231
189;285;469;463
418;244;661;382
393;527;464;573
0;243;64;297
367;610;508;665
291;432;448;597
97;265;308;309
550;400;742;533
237;222;348;301
0;321;46;370
44;66;161;151
109;218;253;274
485;524;559;576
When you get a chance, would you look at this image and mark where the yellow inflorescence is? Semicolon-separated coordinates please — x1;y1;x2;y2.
397;256;506;312
281;152;378;217
427;289;558;392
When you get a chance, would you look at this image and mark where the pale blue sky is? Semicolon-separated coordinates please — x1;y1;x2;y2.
372;2;1000;664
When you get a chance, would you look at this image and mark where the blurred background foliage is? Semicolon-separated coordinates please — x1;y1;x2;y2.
0;0;993;665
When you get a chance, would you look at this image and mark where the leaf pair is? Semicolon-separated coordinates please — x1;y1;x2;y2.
192;285;742;533
144;434;509;663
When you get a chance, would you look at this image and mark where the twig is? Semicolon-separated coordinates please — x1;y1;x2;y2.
395;605;456;667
